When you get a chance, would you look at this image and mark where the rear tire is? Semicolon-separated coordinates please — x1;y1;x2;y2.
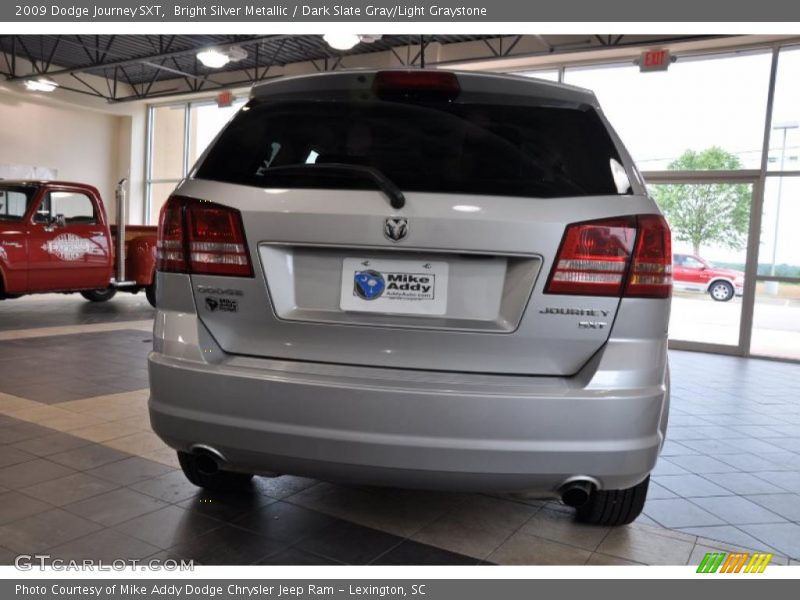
177;451;253;492
575;476;650;526
145;282;156;308
709;281;734;302
80;288;117;302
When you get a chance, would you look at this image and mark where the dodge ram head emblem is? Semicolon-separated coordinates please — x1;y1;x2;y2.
384;217;408;242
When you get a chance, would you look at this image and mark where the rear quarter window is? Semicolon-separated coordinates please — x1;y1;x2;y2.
0;186;37;221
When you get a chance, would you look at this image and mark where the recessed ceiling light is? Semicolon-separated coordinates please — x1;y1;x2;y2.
323;33;361;51
24;78;58;92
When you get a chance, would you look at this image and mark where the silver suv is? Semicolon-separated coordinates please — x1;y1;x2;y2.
148;70;671;526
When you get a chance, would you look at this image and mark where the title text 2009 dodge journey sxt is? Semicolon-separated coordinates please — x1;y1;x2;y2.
148;70;672;526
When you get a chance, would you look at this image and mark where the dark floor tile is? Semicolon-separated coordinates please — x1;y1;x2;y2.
0;445;37;468
0;508;103;553
678;525;773;550
250;475;319;500
231;501;339;544
114;505;223;550
48;444;130;471
21;472;120;506
740;522;800;559
11;432;93;457
0;296;153;332
142;549;197;566
745;494;800;522
297;519;403;565
703;472;785;495
0;458;76;489
256;547;341;565
169;524;286;565
689;496;787;526
63;488;169;526
0;490;53;525
372;540;479;565
48;528;160;562
128;470;203;503
653;474;734;498
86;457;175;486
0;422;55;444
178;489;277;522
0;546;16;565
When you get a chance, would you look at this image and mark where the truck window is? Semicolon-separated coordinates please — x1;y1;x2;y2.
35;191;97;225
0;186;36;221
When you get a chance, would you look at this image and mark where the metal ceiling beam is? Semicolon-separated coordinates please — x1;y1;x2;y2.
2;34;298;81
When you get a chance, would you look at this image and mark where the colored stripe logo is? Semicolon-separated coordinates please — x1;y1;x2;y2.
696;552;773;573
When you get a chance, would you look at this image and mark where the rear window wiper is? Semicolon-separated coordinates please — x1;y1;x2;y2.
256;163;406;209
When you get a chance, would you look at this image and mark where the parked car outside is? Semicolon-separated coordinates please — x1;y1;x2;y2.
673;253;744;302
148;70;672;526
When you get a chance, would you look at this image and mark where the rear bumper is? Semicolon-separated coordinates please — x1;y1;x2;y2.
148;308;669;495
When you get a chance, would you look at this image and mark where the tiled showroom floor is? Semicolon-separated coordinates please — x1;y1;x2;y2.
1;295;799;566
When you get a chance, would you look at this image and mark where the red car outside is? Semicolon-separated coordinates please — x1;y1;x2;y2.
673;253;745;302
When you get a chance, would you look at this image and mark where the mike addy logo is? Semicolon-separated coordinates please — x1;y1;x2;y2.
204;296;238;313
353;269;435;302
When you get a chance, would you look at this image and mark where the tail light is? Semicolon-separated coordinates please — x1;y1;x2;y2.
625;214;672;298
545;214;671;298
156;196;253;277
156;197;187;273
373;71;460;100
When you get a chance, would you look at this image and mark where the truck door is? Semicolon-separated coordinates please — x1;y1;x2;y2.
27;188;112;292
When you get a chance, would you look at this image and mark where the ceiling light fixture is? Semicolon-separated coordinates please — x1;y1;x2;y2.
323;33;361;51
24;78;58;92
197;49;231;69
196;46;248;69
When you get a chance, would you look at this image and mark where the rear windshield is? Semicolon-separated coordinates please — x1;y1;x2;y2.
0;185;37;221
196;98;627;199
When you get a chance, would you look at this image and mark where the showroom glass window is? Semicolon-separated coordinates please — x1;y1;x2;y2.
564;51;772;171
753;45;800;360
146;98;246;224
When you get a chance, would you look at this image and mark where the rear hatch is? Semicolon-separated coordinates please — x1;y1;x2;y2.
173;70;656;376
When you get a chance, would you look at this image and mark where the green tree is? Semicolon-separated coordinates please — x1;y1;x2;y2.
652;147;750;255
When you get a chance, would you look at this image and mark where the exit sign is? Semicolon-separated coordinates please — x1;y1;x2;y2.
639;49;671;72
216;90;235;108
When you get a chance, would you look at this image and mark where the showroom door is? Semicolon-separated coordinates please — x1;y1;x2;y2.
643;170;761;356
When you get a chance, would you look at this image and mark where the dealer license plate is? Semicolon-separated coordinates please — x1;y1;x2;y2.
339;258;448;315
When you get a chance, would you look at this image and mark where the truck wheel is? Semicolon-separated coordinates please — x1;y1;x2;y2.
709;281;734;302
177;451;253;492
145;282;156;308
575;476;649;526
80;288;118;302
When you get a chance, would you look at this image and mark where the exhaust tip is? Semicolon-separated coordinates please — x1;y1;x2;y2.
560;480;595;508
195;453;219;476
189;444;225;476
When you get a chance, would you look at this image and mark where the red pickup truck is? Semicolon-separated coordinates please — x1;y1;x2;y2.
0;180;157;306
